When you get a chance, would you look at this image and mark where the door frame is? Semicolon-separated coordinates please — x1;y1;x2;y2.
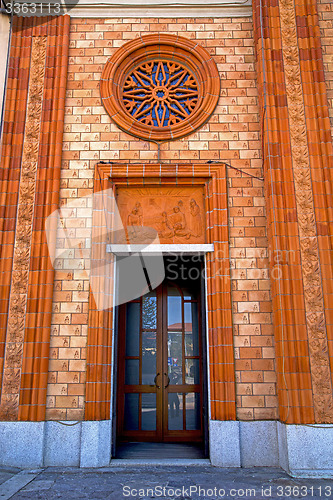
87;162;235;427
111;251;210;457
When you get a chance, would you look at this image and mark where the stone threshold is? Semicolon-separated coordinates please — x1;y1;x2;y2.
110;459;211;466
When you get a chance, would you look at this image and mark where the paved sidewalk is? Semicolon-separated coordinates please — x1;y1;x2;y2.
0;465;332;499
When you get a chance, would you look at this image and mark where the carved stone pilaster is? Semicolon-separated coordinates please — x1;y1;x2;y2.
0;36;47;420
279;0;333;422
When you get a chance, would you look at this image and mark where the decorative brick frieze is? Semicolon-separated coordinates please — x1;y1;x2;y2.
0;17;32;410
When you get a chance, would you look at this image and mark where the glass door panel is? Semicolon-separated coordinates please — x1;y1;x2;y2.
141;394;157;431
142;293;157;386
168;393;184;430
163;282;202;440
118;280;203;443
186;393;201;430
119;289;161;439
125;302;140;356
167;287;182;327
168;331;183;385
124;394;139;431
142;331;156;385
185;358;200;385
125;359;139;385
184;302;199;356
142;294;157;329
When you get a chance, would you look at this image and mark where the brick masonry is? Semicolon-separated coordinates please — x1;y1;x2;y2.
46;17;278;421
318;0;333;142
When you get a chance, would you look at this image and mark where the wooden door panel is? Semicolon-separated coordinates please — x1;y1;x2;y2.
117;279;204;443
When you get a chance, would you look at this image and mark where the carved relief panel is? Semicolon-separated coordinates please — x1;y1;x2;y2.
116;187;206;244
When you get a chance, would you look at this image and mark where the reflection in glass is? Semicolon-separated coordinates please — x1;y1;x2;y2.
185;359;200;385
142;292;157;329
168;331;182;384
167;287;181;328
186;393;200;430
183;289;193;300
168;367;182;385
142;331;156;385
125;359;139;385
125;302;140;356
168;393;183;430
184;302;199;356
124;393;139;430
141;394;156;431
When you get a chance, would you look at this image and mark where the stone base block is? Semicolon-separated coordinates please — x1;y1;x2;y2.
209;420;241;467
0;419;332;476
0;422;45;468
209;419;333;478
239;421;279;467
0;420;112;468
277;422;333;478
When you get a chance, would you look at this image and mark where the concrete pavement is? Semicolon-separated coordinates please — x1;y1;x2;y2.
0;465;332;499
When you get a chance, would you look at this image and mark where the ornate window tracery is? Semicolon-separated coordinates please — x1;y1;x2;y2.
123;60;199;128
101;35;220;141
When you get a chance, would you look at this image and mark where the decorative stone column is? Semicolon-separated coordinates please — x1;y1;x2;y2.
253;0;333;423
0;15;70;421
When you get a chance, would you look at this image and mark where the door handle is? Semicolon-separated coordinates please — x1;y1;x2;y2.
151;373;160;389
164;373;170;388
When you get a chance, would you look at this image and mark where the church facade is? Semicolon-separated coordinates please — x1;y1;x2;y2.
0;0;332;476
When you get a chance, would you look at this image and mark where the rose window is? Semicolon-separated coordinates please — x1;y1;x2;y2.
122;61;199;127
101;34;220;142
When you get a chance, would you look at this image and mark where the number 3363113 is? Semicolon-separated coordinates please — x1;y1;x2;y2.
5;3;61;15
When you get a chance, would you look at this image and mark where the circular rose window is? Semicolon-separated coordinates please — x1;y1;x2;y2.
100;35;220;142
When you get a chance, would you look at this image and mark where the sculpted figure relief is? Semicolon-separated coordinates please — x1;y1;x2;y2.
117;187;206;244
166;204;191;239
127;202;143;227
189;198;202;237
159;199;201;239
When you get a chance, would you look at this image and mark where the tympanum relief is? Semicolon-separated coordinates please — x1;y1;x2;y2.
116;187;206;244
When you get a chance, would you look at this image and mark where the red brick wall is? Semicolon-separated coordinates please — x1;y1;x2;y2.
46;17;277;421
229;171;278;420
318;0;333;142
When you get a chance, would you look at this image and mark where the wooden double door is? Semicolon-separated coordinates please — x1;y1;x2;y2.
117;280;204;443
